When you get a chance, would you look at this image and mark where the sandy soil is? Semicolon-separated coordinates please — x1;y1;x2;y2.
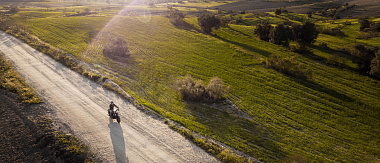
0;31;219;163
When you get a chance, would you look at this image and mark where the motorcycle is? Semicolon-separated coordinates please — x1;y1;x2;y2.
109;108;121;123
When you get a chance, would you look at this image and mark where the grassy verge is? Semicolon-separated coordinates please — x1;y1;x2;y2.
0;53;41;104
57;131;95;163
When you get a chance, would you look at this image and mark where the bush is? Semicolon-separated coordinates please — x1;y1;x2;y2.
370;50;380;78
169;10;185;25
318;27;345;37
319;42;328;49
275;9;281;15
206;77;231;102
290;43;313;55
197;14;221;34
103;37;130;59
265;55;312;79
359;19;371;31
174;75;230;102
350;44;376;73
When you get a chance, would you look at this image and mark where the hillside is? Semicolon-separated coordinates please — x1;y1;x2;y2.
2;3;380;162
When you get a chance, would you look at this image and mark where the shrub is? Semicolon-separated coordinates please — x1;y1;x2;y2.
169;10;185;25
290;43;313;55
359;19;371;31
350;44;376;73
370;50;380;78
265;55;311;79
319;27;345;37
197;14;221;34
275;9;281;15
103;37;130;59
319;42;328;49
254;21;273;42
206;77;231;102
174;75;230;102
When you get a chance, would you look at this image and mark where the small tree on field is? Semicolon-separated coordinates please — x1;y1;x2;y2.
293;21;319;44
254;21;273;42
275;9;281;15
307;12;312;18
351;44;376;73
359;19;371;31
198;14;221;34
103;37;130;59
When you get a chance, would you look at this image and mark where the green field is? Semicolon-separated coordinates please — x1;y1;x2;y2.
11;5;380;162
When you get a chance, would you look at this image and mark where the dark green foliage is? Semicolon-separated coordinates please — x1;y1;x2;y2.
169;10;186;25
197;14;221;34
293;21;319;44
360;19;371;31
319;27;345;37
103;37;130;58
370;50;380;78
254;21;273;42
269;24;293;47
351;44;376;73
275;9;281;15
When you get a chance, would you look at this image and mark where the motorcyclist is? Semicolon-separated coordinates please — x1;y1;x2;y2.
108;101;119;116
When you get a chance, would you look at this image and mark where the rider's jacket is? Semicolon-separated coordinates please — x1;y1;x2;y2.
109;103;118;110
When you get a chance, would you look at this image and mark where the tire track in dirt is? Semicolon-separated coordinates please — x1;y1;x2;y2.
0;31;219;163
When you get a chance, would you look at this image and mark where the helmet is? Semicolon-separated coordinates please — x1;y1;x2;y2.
111;101;114;104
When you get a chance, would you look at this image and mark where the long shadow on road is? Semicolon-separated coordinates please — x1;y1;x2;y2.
109;118;128;163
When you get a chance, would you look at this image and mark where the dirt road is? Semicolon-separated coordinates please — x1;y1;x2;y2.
0;31;219;163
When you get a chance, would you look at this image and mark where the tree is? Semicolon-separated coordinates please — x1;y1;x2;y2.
351;44;376;73
254;21;273;42
269;24;293;47
293;21;319;44
275;9;281;15
103;37;130;59
198;14;221;34
169;10;185;25
359;19;371;31
370;50;380;78
307;12;312;18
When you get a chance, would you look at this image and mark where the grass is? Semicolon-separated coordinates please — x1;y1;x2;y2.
8;5;380;162
0;53;42;104
57;131;95;163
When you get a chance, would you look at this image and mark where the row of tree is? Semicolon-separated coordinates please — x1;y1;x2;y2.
254;21;319;47
255;21;319;47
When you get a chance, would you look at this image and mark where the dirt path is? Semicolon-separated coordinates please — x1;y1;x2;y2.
0;31;219;163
